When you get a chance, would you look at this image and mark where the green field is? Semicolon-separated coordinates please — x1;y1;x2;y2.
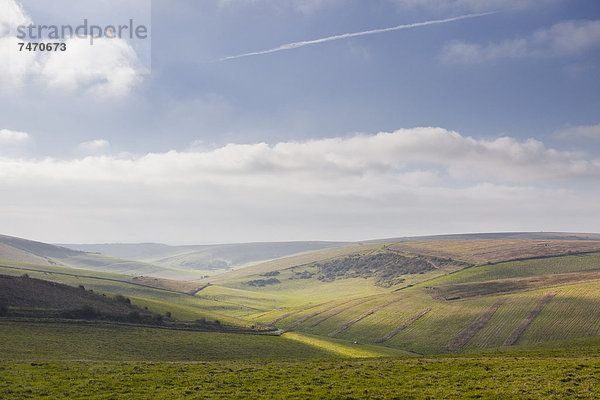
0;322;335;361
2;356;600;399
4;236;600;397
427;252;600;285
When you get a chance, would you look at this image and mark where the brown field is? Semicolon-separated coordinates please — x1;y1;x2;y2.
427;270;600;300
390;240;600;264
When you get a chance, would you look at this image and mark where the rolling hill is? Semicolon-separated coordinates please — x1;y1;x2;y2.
4;233;600;399
0;234;205;280
4;231;600;358
195;236;600;354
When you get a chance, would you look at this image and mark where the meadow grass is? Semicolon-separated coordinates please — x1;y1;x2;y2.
2;357;600;399
0;321;334;362
282;332;409;358
219;274;391;307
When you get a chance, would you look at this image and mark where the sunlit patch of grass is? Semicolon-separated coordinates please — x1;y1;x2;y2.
282;332;408;358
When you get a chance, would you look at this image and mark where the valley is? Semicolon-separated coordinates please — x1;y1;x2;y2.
2;232;600;398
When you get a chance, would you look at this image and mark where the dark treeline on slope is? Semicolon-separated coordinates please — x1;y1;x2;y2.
0;274;163;324
0;275;245;332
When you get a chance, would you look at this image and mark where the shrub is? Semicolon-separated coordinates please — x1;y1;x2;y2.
245;278;280;287
260;271;280;277
0;304;8;317
115;295;131;304
61;305;99;320
127;311;141;322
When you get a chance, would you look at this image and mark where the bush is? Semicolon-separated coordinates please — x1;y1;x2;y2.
244;278;280;287
0;304;8;317
260;271;280;277
127;311;141;322
115;295;131;304
61;305;99;320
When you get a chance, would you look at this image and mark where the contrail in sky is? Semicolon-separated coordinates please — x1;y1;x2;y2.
215;11;495;62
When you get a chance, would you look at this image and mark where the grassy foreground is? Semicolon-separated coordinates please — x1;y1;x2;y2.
2;357;600;399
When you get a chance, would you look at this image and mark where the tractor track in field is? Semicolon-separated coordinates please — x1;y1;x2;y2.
503;292;557;346
446;300;505;351
307;295;384;328
329;296;405;336
375;308;431;343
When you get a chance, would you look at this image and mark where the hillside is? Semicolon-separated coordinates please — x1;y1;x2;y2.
196;237;600;354
0;274;162;324
4;233;600;357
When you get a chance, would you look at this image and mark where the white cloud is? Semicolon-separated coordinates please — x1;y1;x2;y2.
556;124;600;140
0;0;145;97
0;127;599;243
443;19;600;63
0;128;30;143
0;128;32;157
77;139;111;155
0;36;40;85
41;37;144;97
2;127;598;189
0;0;31;37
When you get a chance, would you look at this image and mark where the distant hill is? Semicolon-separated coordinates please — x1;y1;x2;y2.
367;232;600;243
0;234;82;265
0;234;203;279
59;241;349;272
60;233;600;274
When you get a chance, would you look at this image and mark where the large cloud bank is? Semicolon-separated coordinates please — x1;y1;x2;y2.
1;127;598;243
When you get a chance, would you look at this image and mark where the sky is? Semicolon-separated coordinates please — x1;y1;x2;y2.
0;0;599;244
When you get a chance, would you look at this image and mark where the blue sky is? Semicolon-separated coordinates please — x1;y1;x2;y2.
0;0;599;244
